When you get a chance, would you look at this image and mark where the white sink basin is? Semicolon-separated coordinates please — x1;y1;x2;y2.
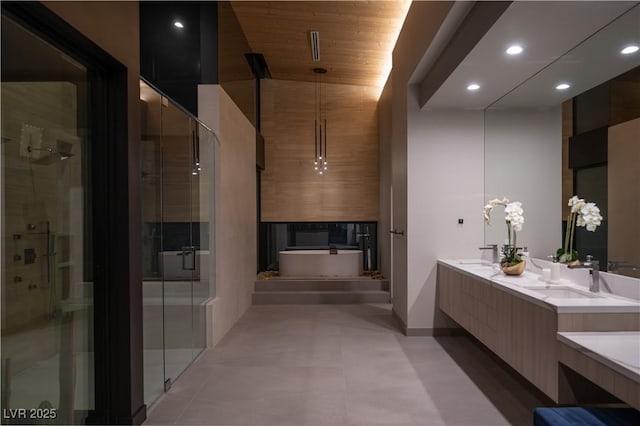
454;260;499;274
529;286;602;299
457;260;492;266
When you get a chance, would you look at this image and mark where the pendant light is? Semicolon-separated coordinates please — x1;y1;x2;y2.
313;67;328;175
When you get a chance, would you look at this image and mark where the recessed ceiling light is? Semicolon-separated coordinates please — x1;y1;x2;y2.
506;45;523;55
174;21;184;29
621;45;639;55
556;83;571;91
467;83;480;91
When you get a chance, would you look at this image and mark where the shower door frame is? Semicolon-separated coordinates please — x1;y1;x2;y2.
1;3;145;424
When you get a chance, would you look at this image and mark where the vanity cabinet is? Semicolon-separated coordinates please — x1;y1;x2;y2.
437;263;639;403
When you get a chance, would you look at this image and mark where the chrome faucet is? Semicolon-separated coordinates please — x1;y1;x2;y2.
479;244;499;264
568;254;600;292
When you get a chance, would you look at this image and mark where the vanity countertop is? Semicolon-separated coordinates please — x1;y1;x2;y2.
438;259;640;314
557;331;640;383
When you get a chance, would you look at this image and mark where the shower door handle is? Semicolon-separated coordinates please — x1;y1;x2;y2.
180;246;196;271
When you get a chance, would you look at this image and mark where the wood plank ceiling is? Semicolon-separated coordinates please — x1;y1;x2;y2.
230;1;412;88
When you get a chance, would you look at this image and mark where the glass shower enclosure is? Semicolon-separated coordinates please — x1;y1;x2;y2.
1;14;95;424
140;80;216;405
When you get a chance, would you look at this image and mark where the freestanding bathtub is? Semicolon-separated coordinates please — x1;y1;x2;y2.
279;250;363;277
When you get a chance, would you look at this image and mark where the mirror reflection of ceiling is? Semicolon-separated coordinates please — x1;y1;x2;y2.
425;1;640;110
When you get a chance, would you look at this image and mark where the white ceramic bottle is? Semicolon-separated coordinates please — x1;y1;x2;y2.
550;259;561;282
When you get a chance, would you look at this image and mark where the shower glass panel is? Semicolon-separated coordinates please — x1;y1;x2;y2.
141;81;164;404
161;99;196;386
1;15;94;424
141;80;215;405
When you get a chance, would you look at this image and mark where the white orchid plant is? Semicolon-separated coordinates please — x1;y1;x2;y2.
557;195;603;263
483;197;525;266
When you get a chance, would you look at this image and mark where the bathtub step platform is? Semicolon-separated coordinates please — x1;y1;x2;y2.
254;277;390;304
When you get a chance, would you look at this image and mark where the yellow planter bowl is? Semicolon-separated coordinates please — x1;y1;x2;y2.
501;260;526;276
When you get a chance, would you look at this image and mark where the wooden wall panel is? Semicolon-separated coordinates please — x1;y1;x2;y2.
261;79;379;222
608;118;640;278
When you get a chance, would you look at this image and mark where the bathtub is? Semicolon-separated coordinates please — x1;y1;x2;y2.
279;250;363;277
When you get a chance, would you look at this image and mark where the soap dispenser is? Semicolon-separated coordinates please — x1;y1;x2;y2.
548;255;561;283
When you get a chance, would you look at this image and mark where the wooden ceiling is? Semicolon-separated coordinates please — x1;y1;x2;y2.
230;1;411;88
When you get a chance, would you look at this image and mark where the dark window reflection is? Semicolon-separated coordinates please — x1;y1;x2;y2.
263;222;377;271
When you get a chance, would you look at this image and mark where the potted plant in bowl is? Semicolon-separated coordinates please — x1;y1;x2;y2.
557;195;603;265
483;197;525;275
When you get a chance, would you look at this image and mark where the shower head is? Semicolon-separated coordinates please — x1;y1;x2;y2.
56;140;73;160
28;139;74;164
30;148;62;165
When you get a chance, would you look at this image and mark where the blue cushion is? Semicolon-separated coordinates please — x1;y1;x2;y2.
534;407;640;426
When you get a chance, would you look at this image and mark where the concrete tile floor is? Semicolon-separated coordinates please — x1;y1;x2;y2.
144;304;547;426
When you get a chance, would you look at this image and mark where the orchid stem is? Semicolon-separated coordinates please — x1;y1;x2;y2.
569;213;577;259
564;213;571;254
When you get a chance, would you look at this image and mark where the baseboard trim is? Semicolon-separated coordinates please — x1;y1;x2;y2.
391;308;464;336
132;404;147;425
406;327;433;336
406;327;466;336
391;307;407;334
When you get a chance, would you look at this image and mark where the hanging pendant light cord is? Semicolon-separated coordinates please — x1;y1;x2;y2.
313;67;328;174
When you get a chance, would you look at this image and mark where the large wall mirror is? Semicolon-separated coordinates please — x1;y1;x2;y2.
484;3;640;277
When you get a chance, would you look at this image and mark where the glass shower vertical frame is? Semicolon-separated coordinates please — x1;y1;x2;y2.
140;81;165;405
159;98;197;390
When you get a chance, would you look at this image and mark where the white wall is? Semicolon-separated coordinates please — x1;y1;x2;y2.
401;106;561;333
198;85;256;347
484;108;562;258
386;1;455;330
407;106;485;332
